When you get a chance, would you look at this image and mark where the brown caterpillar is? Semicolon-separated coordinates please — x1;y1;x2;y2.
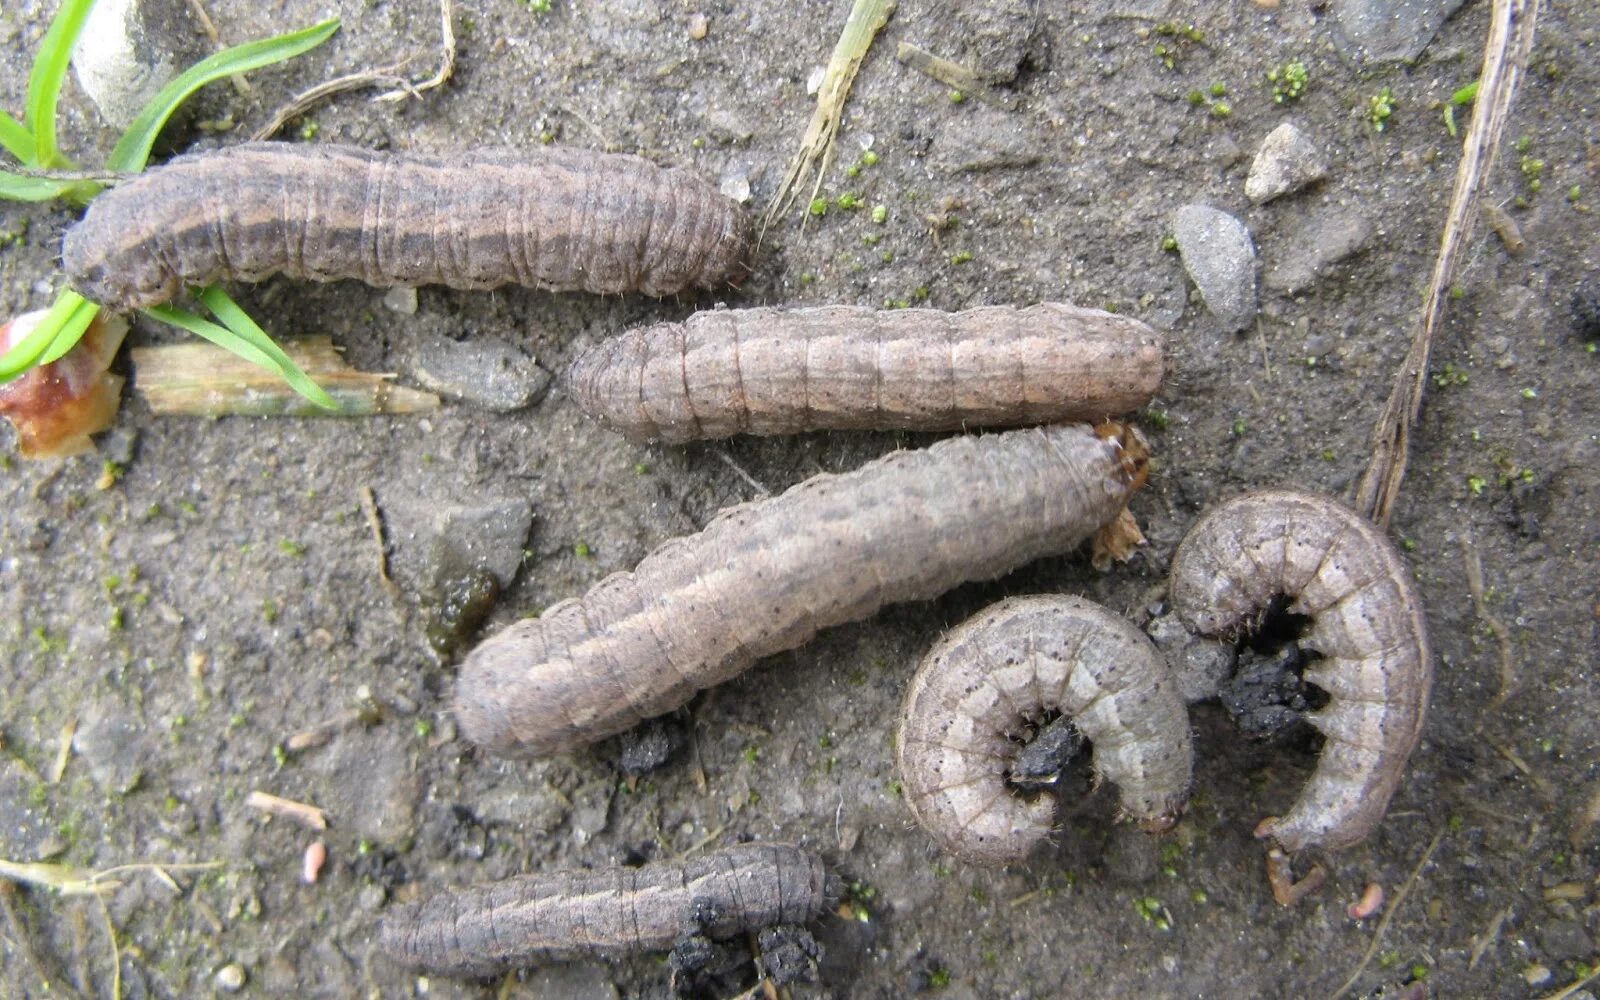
379;843;833;978
456;422;1150;757
61;142;748;310
565;303;1166;443
1167;490;1432;854
897;595;1192;866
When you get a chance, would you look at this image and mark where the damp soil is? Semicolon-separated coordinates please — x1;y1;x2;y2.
1;1;1598;997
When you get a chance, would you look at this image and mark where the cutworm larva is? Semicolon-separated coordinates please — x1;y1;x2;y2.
565;303;1166;442
379;843;833;978
456;422;1150;757
897;595;1192;866
62;142;748;310
1167;489;1432;853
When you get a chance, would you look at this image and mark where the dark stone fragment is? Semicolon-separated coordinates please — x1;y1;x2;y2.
1008;715;1082;791
757;925;820;986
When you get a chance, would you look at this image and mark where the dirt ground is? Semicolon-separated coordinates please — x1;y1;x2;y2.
2;0;1598;997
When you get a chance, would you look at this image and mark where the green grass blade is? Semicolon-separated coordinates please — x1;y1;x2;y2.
26;0;97;169
0;168;86;201
198;286;338;410
142;304;278;369
37;295;101;366
0;111;36;164
0;288;84;381
106;17;341;173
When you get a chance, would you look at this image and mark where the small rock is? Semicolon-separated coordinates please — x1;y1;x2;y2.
930;108;1043;173
614;715;686;776
1264;209;1374;293
758;925;820;986
214;963;247;993
1331;0;1469;63
358;883;388;911
951;0;1043;83
719;169;751;204
687;12;709;39
569;780;614;847
382;286;419;315
1104;824;1160;884
71;0;204;129
1537;919;1594;964
1245;123;1329;204
1173;204;1258;333
74;703;152;794
412;335;551;413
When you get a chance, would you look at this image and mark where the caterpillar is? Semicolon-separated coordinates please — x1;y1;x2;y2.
1167;489;1432;854
565;303;1166;443
897;595;1192;866
61;142;749;310
455;422;1150;757
379;843;833;978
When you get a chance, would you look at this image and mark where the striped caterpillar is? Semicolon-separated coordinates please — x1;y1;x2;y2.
379;844;833;978
897;595;1192;866
61;142;749;310
565;303;1166;443
1167;490;1432;857
455;422;1149;757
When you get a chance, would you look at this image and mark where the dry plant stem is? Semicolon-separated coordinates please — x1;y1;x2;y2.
895;42;1014;109
762;0;896;231
567;303;1165;443
1539;966;1600;1000
0;882;87;1000
1463;537;1516;709
379;844;832;978
1325;827;1445;1000
456;423;1148;756
897;595;1192;865
1354;0;1540;527
244;791;328;830
375;0;455;102
250;63;413;141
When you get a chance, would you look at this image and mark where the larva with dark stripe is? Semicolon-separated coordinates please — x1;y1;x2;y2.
456;422;1149;757
380;844;833;978
566;303;1166;442
897;595;1192;866
61;142;748;310
1168;490;1432;853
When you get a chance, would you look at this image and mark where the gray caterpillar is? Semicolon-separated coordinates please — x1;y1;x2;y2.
380;843;833;978
62;142;748;310
456;422;1150;757
1168;490;1432;854
566;303;1166;443
898;595;1192;866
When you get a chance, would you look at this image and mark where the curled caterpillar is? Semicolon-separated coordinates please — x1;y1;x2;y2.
897;595;1192;866
380;844;833;978
62;142;749;310
456;423;1149;757
1167;489;1432;854
565;303;1166;443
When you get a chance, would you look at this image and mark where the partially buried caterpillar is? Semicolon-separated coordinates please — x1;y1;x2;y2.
62;142;749;310
1167;490;1432;856
897;595;1192;866
456;423;1150;757
566;303;1166;442
380;843;834;978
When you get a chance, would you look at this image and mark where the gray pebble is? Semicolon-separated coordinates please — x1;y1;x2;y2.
931;108;1043;173
74;702;152;795
1245;123;1329;205
1331;0;1469;63
1537;919;1595;964
1146;613;1237;704
1265;209;1374;293
950;0;1042;83
71;0;203;129
412;335;552;413
1173;204;1258;333
382;286;419;315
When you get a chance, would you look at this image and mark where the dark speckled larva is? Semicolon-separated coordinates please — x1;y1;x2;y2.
456;422;1149;757
897;595;1192;866
379;844;833;978
1168;490;1432;854
565;303;1166;442
61;142;748;310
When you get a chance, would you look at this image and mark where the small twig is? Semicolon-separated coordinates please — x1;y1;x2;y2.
1569;780;1600;850
358;486;400;601
1540;963;1600;1000
285;707;367;753
244;791;328;831
49;716;76;784
1485;736;1557;798
0;881;87;1000
251;64;413;141
713;448;771;497
1463;537;1516;709
1468;904;1509;969
895;41;1015;109
375;0;456;103
1325;826;1445;1000
1354;0;1540;527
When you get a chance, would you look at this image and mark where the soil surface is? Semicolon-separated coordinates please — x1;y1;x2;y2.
2;1;1598;997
